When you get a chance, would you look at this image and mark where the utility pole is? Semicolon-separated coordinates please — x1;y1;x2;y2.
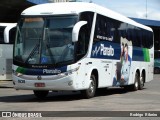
146;0;148;19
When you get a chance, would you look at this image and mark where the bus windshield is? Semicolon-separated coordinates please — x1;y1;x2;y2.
14;16;78;66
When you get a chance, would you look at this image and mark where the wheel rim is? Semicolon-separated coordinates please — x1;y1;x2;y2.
135;73;139;89
135;80;138;88
140;76;144;86
88;77;95;95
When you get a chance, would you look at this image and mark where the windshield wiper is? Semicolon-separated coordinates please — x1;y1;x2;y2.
25;44;39;63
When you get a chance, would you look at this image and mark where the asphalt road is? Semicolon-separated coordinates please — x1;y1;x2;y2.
0;75;160;119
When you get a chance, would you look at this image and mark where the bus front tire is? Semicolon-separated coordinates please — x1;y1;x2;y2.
33;90;49;99
81;74;97;99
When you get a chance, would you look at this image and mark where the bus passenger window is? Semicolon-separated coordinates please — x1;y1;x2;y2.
0;27;5;44
76;26;88;60
76;12;94;61
9;27;16;44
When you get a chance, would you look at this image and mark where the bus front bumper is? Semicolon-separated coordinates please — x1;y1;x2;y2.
12;73;79;91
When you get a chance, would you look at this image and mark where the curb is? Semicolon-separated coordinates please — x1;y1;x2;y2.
0;80;13;88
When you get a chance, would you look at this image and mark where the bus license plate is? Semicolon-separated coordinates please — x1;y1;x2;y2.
35;83;45;87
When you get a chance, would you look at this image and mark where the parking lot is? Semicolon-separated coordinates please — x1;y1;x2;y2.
0;74;160;119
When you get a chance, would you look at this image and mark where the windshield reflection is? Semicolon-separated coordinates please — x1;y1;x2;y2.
14;16;77;66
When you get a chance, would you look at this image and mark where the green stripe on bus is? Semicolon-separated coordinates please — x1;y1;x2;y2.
143;48;150;62
16;67;26;74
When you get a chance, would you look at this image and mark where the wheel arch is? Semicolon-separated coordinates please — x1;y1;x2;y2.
135;69;140;78
91;69;99;89
141;69;146;83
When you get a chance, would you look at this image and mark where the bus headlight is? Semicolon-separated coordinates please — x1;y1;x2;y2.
58;66;80;76
13;71;23;77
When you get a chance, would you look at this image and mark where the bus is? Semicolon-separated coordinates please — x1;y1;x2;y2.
12;2;154;99
154;50;160;74
0;23;16;80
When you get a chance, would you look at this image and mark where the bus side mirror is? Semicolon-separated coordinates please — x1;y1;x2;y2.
4;27;10;43
4;23;17;43
72;21;87;42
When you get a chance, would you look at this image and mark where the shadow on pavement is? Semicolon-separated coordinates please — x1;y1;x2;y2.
0;87;142;103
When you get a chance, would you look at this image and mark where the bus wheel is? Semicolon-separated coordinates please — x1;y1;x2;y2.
131;72;139;91
139;74;144;90
33;90;49;99
81;74;96;99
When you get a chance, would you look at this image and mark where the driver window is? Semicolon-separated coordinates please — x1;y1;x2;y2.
76;12;94;61
77;26;86;56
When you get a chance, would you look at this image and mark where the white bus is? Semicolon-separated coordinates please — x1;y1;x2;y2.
13;2;154;99
0;23;16;80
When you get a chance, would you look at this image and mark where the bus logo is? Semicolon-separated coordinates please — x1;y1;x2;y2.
43;69;61;74
92;44;114;57
37;76;42;80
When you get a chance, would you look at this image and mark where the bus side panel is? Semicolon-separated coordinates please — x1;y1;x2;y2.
0;44;13;80
72;59;90;90
147;47;154;82
92;59;113;88
132;46;154;83
75;56;115;89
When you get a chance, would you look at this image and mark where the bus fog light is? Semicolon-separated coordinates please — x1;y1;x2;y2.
14;72;23;77
68;81;73;86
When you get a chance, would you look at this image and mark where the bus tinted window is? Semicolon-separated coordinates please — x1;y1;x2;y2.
142;30;147;48
155;51;160;59
126;24;141;47
94;14;153;49
118;23;127;39
147;31;153;48
0;26;5;43
76;12;94;60
9;27;16;44
141;29;153;49
135;27;142;47
131;30;140;47
94;14;120;43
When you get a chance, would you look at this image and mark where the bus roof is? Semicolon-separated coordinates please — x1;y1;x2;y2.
22;2;152;32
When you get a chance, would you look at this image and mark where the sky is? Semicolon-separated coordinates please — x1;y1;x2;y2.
82;0;160;21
